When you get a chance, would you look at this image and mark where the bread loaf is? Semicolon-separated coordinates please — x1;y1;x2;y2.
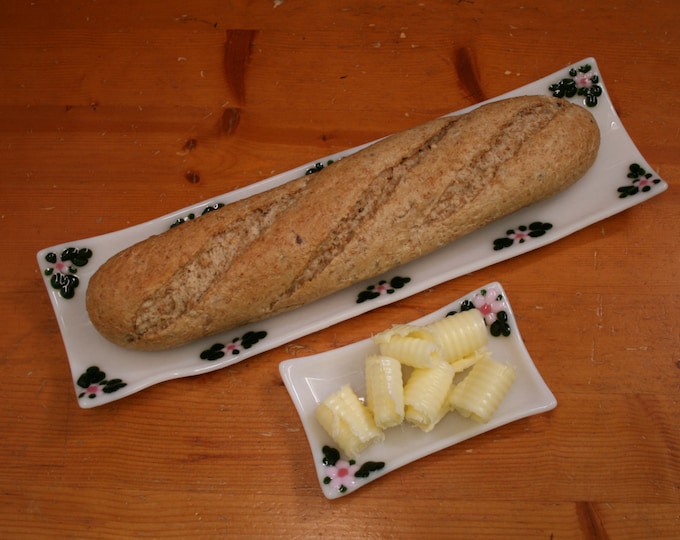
86;95;599;350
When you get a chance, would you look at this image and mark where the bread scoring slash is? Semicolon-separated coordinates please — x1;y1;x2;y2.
86;95;600;351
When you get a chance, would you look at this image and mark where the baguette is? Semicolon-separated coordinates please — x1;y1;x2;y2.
86;95;599;350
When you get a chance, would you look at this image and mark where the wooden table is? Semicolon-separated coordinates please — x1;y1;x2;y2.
2;1;678;538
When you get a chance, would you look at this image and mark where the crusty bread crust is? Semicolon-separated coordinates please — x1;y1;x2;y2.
86;95;600;350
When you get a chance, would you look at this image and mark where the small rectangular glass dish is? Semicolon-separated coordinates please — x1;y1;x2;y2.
279;282;557;499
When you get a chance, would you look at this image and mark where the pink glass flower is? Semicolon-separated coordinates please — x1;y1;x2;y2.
637;177;654;189
574;71;594;89
508;230;528;242
471;287;508;325
325;460;359;491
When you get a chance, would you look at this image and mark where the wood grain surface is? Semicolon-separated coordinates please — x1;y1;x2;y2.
1;1;678;538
